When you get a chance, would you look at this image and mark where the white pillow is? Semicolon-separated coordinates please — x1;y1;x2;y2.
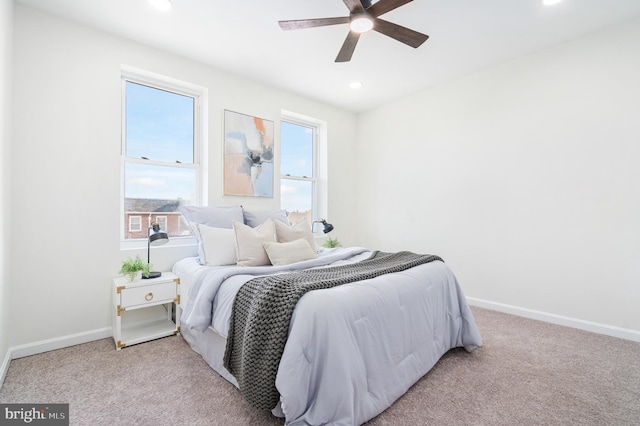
194;223;237;266
179;205;244;265
263;238;317;266
233;219;276;267
274;217;317;252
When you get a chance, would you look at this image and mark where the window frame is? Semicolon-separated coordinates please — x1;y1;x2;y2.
280;111;328;226
128;215;142;233
120;66;207;249
154;215;168;232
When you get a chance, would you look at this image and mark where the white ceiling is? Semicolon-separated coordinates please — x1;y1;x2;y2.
16;0;640;112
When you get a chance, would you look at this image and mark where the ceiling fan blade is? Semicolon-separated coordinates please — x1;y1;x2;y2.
279;17;350;30
367;0;413;17
373;18;429;48
335;31;361;62
343;0;365;14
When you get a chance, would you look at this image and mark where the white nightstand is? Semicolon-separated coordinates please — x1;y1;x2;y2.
112;272;181;350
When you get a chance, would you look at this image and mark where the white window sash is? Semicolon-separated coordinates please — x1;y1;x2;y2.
120;66;207;248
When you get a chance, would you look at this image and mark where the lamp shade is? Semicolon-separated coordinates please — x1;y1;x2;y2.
312;219;334;234
149;223;169;246
144;222;169;279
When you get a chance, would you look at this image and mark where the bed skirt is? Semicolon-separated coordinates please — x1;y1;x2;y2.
180;325;285;418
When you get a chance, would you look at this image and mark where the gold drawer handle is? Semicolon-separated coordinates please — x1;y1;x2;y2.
145;292;154;301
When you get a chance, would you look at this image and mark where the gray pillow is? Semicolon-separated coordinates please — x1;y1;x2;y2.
179;205;243;228
243;209;288;227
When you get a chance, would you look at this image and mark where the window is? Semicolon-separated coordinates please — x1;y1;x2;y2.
121;67;205;242
129;216;142;232
155;216;168;232
280;112;327;227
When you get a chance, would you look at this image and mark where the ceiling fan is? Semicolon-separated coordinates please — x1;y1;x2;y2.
278;0;429;63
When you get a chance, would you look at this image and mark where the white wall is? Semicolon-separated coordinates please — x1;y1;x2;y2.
9;4;639;355
10;5;357;349
357;18;640;334
0;0;13;377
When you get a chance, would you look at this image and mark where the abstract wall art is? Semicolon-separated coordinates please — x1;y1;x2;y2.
223;110;274;197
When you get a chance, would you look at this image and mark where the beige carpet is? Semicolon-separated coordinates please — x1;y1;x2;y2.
1;307;639;425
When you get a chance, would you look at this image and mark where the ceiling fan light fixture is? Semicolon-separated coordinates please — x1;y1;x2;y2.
350;15;374;33
278;0;429;63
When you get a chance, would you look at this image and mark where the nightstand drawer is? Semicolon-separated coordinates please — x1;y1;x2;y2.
120;281;177;308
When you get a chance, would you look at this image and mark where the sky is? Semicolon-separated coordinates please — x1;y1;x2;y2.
124;81;196;201
280;120;314;213
125;81;194;163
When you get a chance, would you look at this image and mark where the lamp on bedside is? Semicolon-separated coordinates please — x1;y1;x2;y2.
312;218;334;234
144;222;169;279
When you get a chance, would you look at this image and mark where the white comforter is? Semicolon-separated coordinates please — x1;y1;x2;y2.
178;247;482;426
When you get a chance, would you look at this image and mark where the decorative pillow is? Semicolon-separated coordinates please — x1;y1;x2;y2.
233;219;276;267
263;238;317;266
179;205;244;228
243;209;288;227
194;223;237;266
179;206;244;265
274;218;317;252
286;210;312;227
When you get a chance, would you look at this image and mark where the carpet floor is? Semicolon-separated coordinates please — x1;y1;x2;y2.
1;307;639;425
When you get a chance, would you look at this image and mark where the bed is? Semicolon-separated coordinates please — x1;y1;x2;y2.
174;242;482;426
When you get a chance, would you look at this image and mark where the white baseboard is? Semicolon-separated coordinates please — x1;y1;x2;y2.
0;348;10;387
8;307;169;360
10;327;112;360
2;299;638;385
1;329;112;388
467;297;640;343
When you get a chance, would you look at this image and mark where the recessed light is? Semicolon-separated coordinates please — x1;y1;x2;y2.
350;82;363;89
542;0;563;6
149;0;173;11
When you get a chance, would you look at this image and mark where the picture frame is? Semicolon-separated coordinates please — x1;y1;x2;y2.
223;109;275;197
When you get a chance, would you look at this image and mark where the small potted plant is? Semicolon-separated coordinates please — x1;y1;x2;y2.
119;255;152;282
322;236;342;248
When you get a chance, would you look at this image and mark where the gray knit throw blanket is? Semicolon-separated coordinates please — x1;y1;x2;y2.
222;250;444;411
